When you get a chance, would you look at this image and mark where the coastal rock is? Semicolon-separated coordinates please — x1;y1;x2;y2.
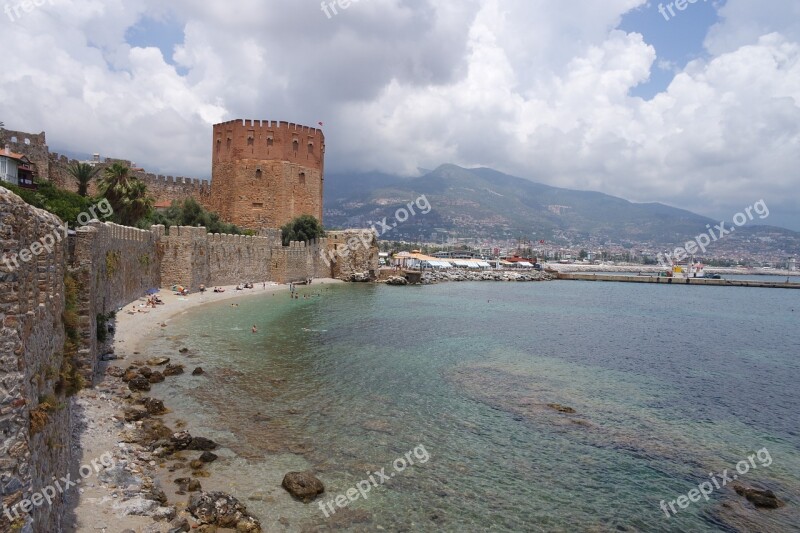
147;357;171;366
141;397;167;415
187;491;261;531
199;451;218;463
138;366;153;378
281;471;325;502
350;272;370;282
192;367;205;376
179;348;189;353
128;375;152;392
189;437;219;451
148;371;165;384
733;484;785;509
168;516;190;533
188;479;202;492
123;407;150;422
546;403;576;414
170;431;193;450
107;366;126;378
164;364;185;377
385;276;408;286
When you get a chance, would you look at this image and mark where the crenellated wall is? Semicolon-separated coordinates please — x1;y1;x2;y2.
1;188;70;533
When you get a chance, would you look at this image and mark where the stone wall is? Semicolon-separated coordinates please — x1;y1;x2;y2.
325;230;380;281
1;188;70;533
0;188;365;531
68;222;161;383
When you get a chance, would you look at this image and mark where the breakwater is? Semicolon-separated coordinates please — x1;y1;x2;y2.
556;272;800;289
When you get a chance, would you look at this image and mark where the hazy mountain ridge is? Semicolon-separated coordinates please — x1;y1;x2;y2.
324;164;800;256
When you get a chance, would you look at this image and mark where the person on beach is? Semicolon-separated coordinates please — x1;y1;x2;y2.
252;324;258;333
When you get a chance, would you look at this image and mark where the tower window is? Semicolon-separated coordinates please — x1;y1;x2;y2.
226;138;232;149
307;142;313;154
292;140;299;152
247;137;254;146
216;139;221;153
256;169;262;179
299;172;306;185
267;135;274;147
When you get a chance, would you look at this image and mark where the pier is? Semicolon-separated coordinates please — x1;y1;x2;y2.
556;272;800;289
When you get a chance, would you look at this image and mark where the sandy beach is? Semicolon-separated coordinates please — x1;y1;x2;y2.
67;279;343;533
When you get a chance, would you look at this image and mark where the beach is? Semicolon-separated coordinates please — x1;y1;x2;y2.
67;279;342;532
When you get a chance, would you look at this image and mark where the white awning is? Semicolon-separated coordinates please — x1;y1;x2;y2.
518;262;534;267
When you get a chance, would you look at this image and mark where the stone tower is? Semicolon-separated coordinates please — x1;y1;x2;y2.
210;119;325;230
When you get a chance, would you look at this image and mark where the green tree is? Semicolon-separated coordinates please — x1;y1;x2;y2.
280;214;325;246
66;161;100;197
579;249;588;260
97;163;153;226
149;198;247;235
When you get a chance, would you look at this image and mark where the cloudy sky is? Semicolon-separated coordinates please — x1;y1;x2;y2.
1;0;798;229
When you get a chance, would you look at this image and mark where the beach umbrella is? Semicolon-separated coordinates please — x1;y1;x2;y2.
146;288;159;295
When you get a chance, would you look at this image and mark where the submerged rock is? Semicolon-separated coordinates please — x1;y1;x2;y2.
281;471;325;503
192;367;205;376
164;364;185;376
733;484;785;509
148;371;165;384
546;403;576;414
147;356;171;366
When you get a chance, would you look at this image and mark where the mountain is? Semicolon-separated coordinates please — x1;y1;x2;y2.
324;164;800;256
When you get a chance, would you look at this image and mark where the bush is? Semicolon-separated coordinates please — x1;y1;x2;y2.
281;215;325;246
1;180;93;226
147;198;248;235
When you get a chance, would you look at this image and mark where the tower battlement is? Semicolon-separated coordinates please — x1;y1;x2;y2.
209;119;325;230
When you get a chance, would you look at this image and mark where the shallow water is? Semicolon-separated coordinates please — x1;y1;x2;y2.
143;281;800;532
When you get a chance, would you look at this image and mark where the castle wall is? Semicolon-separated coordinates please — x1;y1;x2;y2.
325;230;380;281
68;222;161;382
0;128;50;180
1;187;334;531
1;188;70;533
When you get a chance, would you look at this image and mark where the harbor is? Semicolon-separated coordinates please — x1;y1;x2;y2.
555;272;800;289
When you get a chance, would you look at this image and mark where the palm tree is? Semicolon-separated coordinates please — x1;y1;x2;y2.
67;161;100;196
97;162;153;226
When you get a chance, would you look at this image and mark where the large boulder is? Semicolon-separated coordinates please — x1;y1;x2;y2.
281;471;325;503
187;491;261;531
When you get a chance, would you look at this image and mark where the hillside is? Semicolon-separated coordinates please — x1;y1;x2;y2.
324;164;800;256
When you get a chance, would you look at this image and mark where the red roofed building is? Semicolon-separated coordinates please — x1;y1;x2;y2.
0;144;37;189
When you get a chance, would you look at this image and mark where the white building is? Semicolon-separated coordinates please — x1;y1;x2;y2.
0;145;35;187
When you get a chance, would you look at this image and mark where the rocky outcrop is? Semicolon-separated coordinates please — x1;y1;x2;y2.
187;491;262;531
419;269;553;284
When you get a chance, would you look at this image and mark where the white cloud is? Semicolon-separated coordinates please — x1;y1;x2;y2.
0;0;797;227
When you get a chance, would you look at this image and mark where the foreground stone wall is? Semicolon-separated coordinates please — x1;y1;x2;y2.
1;188;70;533
0;188;374;531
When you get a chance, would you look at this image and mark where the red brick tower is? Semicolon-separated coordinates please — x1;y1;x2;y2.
210;119;325;230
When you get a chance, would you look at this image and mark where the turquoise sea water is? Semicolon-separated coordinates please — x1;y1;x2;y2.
144;281;799;532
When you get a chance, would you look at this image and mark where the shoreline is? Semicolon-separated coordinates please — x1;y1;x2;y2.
68;279;343;532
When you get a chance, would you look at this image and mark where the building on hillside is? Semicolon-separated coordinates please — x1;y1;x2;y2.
0;145;37;188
